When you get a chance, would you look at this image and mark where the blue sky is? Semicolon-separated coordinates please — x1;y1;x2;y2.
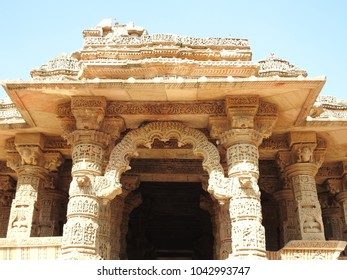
0;0;346;100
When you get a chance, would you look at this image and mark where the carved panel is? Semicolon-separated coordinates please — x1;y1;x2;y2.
259;134;289;150
67;196;99;217
227;144;258;174
106;101;226;115
127;159;205;175
280;240;347;260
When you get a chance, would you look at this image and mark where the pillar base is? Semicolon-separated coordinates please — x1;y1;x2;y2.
278;240;347;260
59;248;102;260
228;248;267;260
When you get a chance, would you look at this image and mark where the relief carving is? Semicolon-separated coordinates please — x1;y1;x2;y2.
296;146;313;163
16;145;42;165
106;101;226;115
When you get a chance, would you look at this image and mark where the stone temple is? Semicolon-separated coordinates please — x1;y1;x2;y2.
0;19;346;260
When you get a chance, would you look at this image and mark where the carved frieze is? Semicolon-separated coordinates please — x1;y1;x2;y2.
106;101;226;115
83;32;250;49
317;162;344;179
127;159;205;175
44;136;71;149
279;240;347;260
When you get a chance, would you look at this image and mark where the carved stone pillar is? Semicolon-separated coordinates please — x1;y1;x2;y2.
119;191;142;259
0;175;16;237
59;96;124;260
6;134;63;238
39;188;68;236
336;192;347;242
320;192;344;241
273;188;300;246
222;133;266;259
332;169;347;243
212;96;277;259
277;132;326;240
110;176;139;260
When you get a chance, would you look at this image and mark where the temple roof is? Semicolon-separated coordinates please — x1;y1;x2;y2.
30;19;307;81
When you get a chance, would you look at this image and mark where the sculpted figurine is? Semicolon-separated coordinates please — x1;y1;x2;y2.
297;146;313;163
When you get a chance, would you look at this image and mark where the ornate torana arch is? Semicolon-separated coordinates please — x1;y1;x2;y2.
95;121;231;202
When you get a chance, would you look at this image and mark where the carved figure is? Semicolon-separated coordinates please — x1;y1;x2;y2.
12;209;28;228
297;146;313;163
19;147;39;165
303;216;321;233
75;175;90;187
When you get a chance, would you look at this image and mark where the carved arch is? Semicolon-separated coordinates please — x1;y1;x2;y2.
96;122;230;202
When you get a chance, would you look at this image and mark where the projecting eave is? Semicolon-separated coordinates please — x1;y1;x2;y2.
1;75;325;133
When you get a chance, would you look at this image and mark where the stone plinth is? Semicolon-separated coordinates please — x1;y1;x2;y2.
278;240;347;260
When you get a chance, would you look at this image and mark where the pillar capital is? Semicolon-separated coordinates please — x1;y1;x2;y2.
6;149;63;175
209;96;277;148
224;95;259;129
325;178;343;195
57;97;125;142
220;129;263;148
277;132;326;177
71;96;107;130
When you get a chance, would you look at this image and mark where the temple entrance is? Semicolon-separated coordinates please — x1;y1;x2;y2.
126;182;214;260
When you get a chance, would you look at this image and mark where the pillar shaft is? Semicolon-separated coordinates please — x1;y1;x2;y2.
7;166;47;238
224;137;266;259
61;131;108;259
336;191;347;242
273;189;300;245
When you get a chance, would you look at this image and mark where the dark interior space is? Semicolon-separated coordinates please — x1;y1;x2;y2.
126;182;214;260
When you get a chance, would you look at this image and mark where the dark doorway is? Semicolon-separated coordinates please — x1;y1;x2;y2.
126;182;214;260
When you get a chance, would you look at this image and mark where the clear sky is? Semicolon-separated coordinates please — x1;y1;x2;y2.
0;0;346;100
